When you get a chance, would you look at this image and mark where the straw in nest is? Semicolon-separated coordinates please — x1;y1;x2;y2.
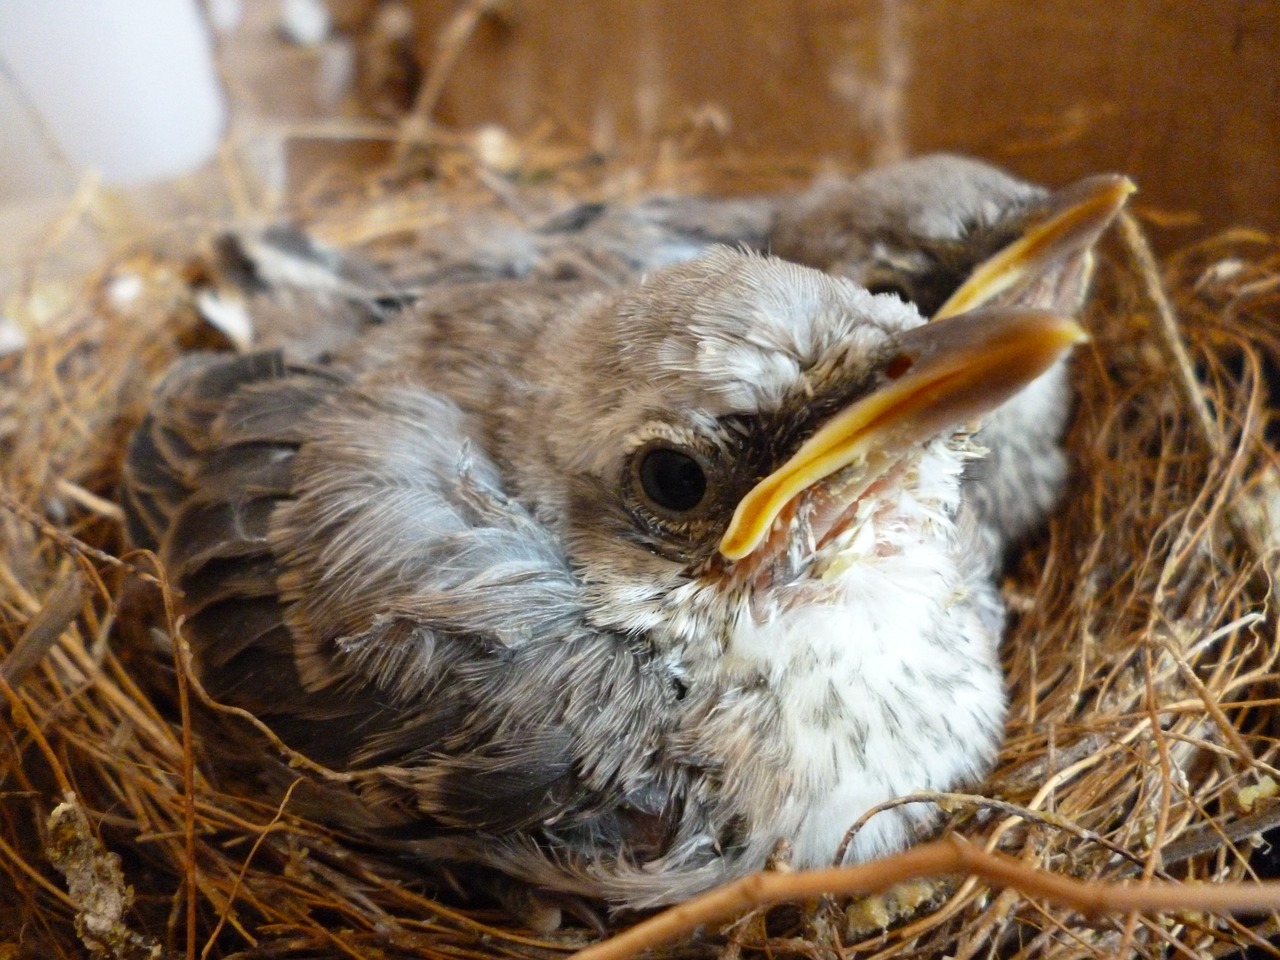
1;137;1279;960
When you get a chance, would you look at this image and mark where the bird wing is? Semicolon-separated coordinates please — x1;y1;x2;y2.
379;193;779;292
121;349;682;851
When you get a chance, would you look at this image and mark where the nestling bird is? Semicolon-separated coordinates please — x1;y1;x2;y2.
121;158;1130;912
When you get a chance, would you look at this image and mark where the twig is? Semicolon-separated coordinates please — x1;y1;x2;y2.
1149;800;1280;872
569;836;1280;960
166;611;199;960
0;487;160;583
832;790;1151;873
396;0;505;160
0;671;76;797
198;778;305;960
54;477;125;523
1116;210;1222;453
0;570;84;687
170;630;360;786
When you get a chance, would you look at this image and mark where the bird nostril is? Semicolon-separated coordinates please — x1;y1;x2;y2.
884;353;914;380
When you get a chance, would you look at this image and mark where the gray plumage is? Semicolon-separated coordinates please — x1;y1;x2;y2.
770;154;1101;565
554;158;1105;564
121;155;1125;913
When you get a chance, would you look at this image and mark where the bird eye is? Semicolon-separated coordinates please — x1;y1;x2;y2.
635;446;709;513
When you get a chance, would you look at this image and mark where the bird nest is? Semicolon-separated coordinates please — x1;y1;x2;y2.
1;140;1279;960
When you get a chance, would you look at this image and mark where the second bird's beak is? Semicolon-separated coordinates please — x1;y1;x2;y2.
718;173;1133;562
935;173;1135;319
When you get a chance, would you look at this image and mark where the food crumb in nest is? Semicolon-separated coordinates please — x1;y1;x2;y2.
843;879;947;939
1239;776;1278;813
45;794;162;960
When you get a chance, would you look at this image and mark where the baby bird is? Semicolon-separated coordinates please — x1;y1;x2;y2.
121;157;1129;911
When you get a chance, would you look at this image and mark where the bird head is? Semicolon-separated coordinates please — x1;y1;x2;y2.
771;153;1134;319
510;170;1129;660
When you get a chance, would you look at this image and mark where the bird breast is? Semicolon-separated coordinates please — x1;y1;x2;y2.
656;442;1007;873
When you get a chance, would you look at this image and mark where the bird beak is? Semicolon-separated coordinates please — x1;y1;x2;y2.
718;307;1086;561
933;173;1136;319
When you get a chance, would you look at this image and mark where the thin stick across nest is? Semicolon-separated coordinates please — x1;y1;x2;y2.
1;138;1278;960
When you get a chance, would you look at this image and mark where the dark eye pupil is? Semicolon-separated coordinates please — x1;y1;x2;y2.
638;449;707;512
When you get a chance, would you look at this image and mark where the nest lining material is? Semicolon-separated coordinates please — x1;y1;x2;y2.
1;144;1278;960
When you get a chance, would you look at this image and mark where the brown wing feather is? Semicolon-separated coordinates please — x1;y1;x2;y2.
121;352;401;765
120;350;687;865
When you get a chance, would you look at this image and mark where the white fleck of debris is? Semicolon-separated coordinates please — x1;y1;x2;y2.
205;0;244;33
106;272;144;310
0;317;26;357
280;0;330;46
1196;258;1245;290
474;124;520;174
374;1;414;40
196;290;255;351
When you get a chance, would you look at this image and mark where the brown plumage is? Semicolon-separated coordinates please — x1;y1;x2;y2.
121;155;1129;915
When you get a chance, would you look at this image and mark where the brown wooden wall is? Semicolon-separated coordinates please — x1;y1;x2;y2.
409;0;1280;247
